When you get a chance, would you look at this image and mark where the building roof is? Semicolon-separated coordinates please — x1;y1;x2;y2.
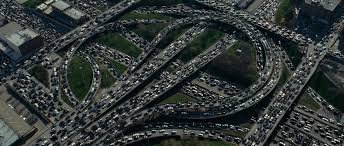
64;8;86;20
305;0;341;11
51;0;71;11
0;42;22;60
43;6;54;15
0;22;41;60
37;3;48;11
4;28;39;47
15;0;29;4
0;22;22;36
5;33;25;47
0;120;19;146
0;99;33;137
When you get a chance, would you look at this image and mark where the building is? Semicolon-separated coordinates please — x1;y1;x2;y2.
37;0;88;26
301;0;342;22
0;22;44;61
16;0;29;4
0;120;20;146
0;98;35;146
0;16;7;27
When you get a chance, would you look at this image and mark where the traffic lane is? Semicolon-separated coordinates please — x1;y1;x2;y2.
110;128;242;146
2;0;141;79
79;35;232;145
49;26;207;144
41;22;204;144
244;45;328;145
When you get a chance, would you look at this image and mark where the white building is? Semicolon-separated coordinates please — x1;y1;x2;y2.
38;0;87;26
0;22;43;61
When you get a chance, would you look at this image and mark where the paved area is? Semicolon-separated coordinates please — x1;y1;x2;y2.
0;86;34;137
246;0;267;12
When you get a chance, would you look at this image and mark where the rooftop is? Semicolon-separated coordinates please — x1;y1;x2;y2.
51;0;71;11
0;41;22;60
0;22;22;36
0;120;19;146
43;5;54;15
305;0;342;11
0;98;33;137
0;22;41;60
64;8;86;20
4;28;39;47
15;0;29;4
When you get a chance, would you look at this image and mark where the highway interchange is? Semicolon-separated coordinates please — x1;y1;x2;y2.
0;0;343;146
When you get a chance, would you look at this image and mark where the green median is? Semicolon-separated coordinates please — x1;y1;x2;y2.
177;29;225;63
159;93;194;104
100;66;117;89
130;23;169;41
96;32;143;58
67;55;93;100
204;39;258;88
110;60;128;75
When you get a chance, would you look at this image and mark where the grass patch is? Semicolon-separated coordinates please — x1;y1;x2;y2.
120;12;175;21
130;23;168;41
110;60;128;75
159;93;194;104
221;130;246;138
204;40;258;87
28;65;50;88
275;64;291;90
23;0;44;8
298;93;321;111
310;70;344;112
275;0;295;26
100;66;117;89
177;29;225;63
67;55;93;100
96;32;142;58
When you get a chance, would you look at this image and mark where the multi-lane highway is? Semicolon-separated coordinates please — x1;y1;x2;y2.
1;0;342;146
33;6;308;146
243;43;328;145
